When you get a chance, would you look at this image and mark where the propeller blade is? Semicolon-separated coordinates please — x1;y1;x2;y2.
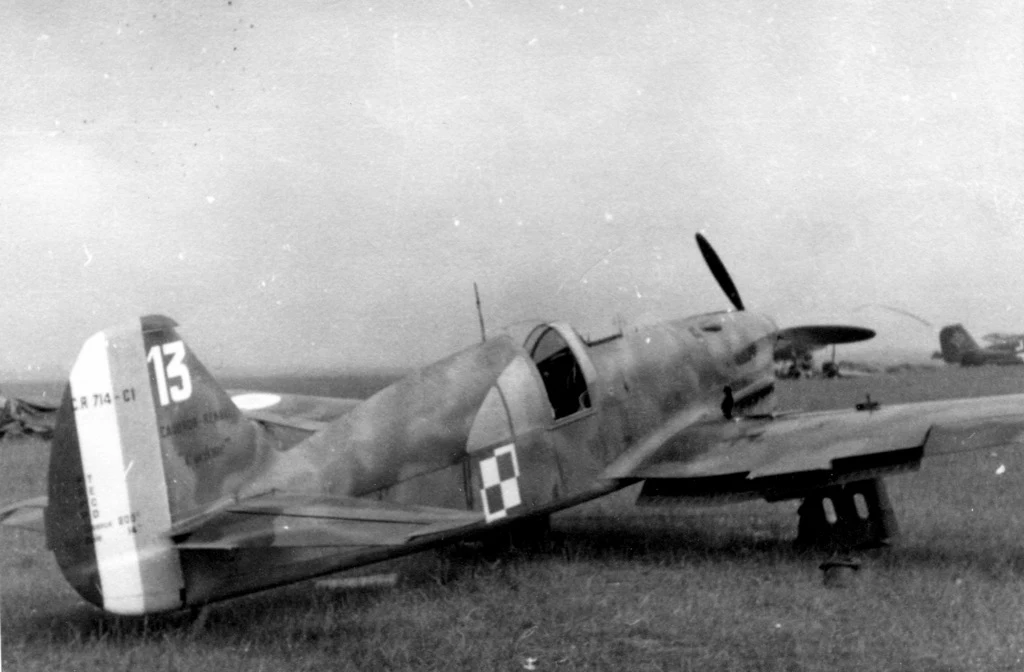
695;233;744;311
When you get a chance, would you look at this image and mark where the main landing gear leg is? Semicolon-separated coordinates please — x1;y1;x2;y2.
795;478;899;553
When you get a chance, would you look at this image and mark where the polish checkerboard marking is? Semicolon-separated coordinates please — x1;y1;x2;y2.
480;443;521;522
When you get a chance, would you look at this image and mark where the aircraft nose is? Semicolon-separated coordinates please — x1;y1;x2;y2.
750;313;779;343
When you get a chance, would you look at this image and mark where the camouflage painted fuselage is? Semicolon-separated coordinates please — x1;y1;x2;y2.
194;312;775;602
250;311;778;504
45;311;778;611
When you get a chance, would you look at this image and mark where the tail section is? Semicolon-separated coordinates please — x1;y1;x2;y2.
938;324;979;365
46;315;258;614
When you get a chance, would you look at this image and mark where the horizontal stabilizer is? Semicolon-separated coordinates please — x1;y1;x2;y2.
172;493;483;550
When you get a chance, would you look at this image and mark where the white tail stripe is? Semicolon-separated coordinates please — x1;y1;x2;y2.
71;331;146;612
70;324;183;614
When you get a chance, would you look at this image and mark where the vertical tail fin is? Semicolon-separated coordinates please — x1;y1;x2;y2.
938;324;979;365
46;315;258;614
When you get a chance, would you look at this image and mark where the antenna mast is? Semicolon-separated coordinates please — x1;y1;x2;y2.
473;282;487;342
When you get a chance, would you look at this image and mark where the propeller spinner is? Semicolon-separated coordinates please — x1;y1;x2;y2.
696;233;744;311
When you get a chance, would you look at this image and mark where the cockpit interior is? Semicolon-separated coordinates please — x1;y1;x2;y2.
525;326;592;420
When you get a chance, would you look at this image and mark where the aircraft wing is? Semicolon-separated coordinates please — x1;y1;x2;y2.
171;492;484;550
13;396;60;413
228;390;363;432
604;394;1024;502
0;388;361;440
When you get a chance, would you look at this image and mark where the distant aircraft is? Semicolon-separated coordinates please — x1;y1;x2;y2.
5;234;1024;616
938;324;1024;366
0;394;58;438
774;325;876;378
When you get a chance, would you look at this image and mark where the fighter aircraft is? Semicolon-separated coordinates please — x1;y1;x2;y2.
4;234;1024;617
939;323;1024;366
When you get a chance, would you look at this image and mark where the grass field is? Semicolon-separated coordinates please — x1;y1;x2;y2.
5;366;1024;671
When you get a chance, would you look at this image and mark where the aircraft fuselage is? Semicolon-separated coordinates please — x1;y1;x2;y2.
166;311;780;605
43;310;782;611
248;310;779;507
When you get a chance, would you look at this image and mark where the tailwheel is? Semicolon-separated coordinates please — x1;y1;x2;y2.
795;478;899;553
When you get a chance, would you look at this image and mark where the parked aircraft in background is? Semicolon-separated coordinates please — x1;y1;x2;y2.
774;325;875;379
939;324;1024;366
4;235;1024;617
0;394;58;438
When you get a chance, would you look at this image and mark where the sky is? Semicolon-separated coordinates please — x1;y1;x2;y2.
3;1;1022;380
